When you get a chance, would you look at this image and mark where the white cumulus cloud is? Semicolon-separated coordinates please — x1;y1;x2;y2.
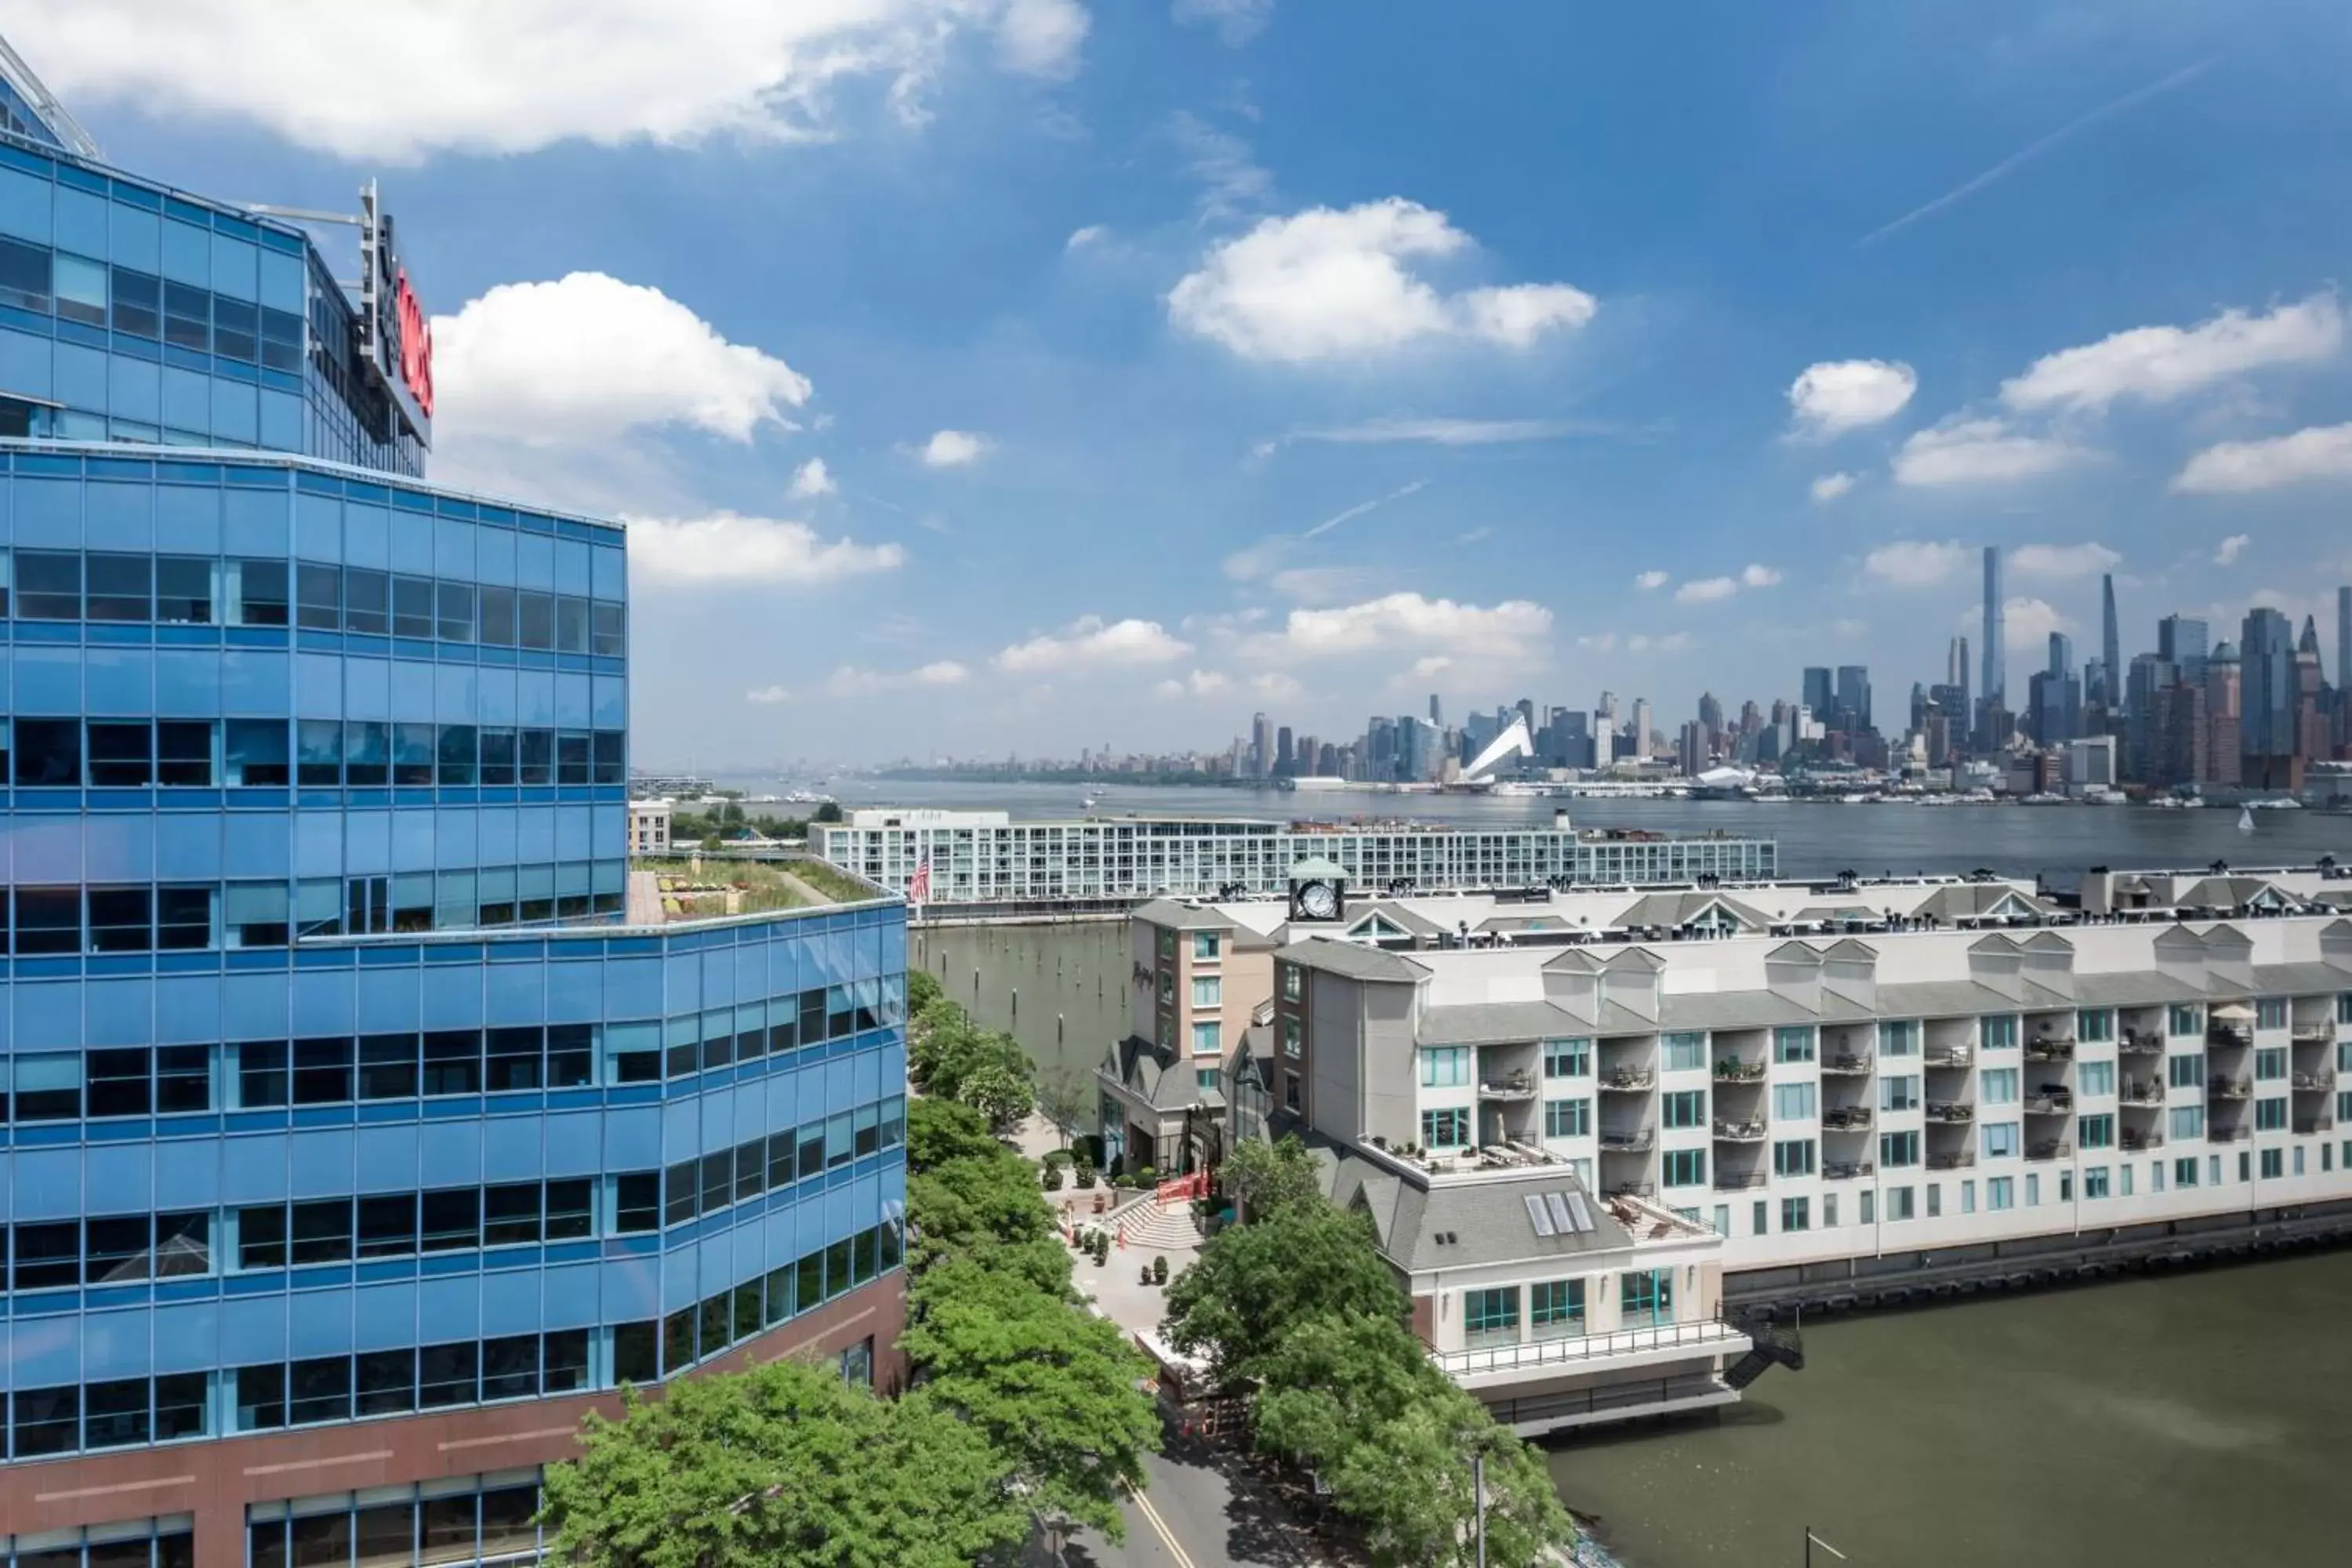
1958;597;2070;657
1065;224;1105;250
9;1;1091;161
1788;359;1917;438
1863;540;1969;587
2172;423;2352;493
1675;577;1737;604
1634;570;1669;591
1166;198;1595;363
626;513;904;586
1250;671;1306;701
434;273;810;449
994;615;1192;673
1810;471;1857;503
1893;419;2091;486
745;684;791;705
1152;669;1232;700
1243;592;1550;662
919;430;989;467
1740;563;1782;588
2009;542;2121;580
788;458;837;499
826;661;971;695
2215;533;2252;564
2002;293;2343;415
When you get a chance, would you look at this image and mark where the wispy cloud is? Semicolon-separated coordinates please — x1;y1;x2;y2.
1861;56;2220;246
1303;478;1426;539
1281;416;1622;447
1225;480;1428;582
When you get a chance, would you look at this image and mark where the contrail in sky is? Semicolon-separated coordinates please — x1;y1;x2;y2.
1303;478;1427;539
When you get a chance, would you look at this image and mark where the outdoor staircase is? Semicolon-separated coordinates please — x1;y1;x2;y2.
1722;1316;1806;1391
1112;1195;1203;1254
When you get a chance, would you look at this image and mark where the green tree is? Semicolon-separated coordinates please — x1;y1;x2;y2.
960;1055;1037;1132
539;1359;1028;1568
905;1096;1001;1171
906;967;944;1018
904;1258;1158;1539
1033;1065;1093;1149
1161;1203;1406;1385
813;800;844;822
907;1152;1062;1266
1221;1134;1326;1223
1323;1384;1571;1568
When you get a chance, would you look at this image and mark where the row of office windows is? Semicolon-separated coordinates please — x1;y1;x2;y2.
247;1477;545;1568
0;1175;659;1294
0;718;626;789
0;1221;899;1464
0;1519;192;1568
0;551;624;653
661;1098;909;1225
0;238;305;370
0;875;625;956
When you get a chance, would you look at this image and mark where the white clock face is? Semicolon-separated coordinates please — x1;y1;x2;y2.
1300;881;1338;920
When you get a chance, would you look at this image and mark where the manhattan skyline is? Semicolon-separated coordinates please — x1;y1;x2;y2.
24;2;2352;763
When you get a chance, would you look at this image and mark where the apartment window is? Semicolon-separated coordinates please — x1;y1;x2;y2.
1982;1122;2020;1160
2168;1053;2205;1090
1886;1186;1914;1221
1544;1098;1592;1139
1859;1190;1875;1224
2173;1156;2200;1189
2210;1152;2223;1186
1982;1068;2020;1105
1773;1138;1816;1178
1530;1279;1584;1338
1463;1287;1519;1348
2260;1147;2284;1180
1663;1149;1707;1187
1279;1017;1301;1058
1191;1022;1220;1056
1543;1039;1592;1078
1661;1032;1705;1073
1421;1108;1470;1149
2078;1010;2115;1044
2339;994;2352;1025
1420;1045;1471;1088
2256;998;2288;1031
2169;1106;2205;1142
1987;1176;2014;1210
2169;1004;2203;1037
1982;1015;2019;1051
1823;1193;1838;1227
2079;1061;2114;1098
1926;1184;1941;1218
1773;1026;1816;1064
1280;964;1301;1000
1196;1067;1221;1094
1620;1268;1675;1328
1881;1074;1920;1112
1880;1130;1919;1167
1192;931;1220;960
2078;1112;2114;1150
1190;975;1221;1008
1959;1178;1976;1214
1661;1089;1706;1129
2255;1097;2287;1132
1880;1020;1919;1057
1780;1197;1810;1232
2027;1173;2042;1206
2085;1167;2110;1199
1772;1083;1817;1121
2255;1047;2287;1082
1714;1203;1733;1234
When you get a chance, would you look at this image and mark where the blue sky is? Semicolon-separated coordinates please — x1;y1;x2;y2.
22;0;2352;766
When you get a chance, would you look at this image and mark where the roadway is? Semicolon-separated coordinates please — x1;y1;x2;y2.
1064;1446;1346;1568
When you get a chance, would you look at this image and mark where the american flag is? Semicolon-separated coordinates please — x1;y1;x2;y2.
906;855;931;905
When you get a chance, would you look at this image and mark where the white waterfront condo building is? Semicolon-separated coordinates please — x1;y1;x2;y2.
818;808;1775;906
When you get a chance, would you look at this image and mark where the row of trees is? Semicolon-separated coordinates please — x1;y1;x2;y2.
538;976;1156;1566
1166;1138;1575;1567
907;969;1037;1131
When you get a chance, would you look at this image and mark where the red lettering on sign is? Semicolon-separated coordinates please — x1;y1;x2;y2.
394;267;434;418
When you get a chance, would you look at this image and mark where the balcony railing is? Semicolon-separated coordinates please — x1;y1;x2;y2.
2118;1033;2163;1056
1712;1118;1767;1143
1925;1101;1976;1123
1822;1105;1874;1131
1713;1171;1769;1191
2119;1080;2165;1105
1823;1159;1875;1181
1926;1149;1975;1171
1432;1315;1752;1379
1820;1052;1873;1076
2208;1027;2252;1049
2290;1025;2336;1046
2207;1076;2252;1101
2296;1117;2336;1136
1712;1061;1766;1083
2022;1092;2073;1116
1599;1128;1655;1153
2025;1037;2076;1062
2290;1070;2336;1092
1924;1047;1973;1069
1604;1179;1655;1200
1600;1067;1657;1092
1478;1076;1538;1101
2209;1124;2253;1144
2026;1139;2073;1162
2120;1128;2164;1152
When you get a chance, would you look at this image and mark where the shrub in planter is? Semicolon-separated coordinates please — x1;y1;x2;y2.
1042;1163;1064;1192
1135;1165;1156;1186
1076;1167;1097;1189
1141;1265;1155;1285
1152;1254;1168;1285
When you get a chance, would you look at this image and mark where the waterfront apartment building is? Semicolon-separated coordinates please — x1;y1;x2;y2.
817;807;1777;906
0;51;906;1568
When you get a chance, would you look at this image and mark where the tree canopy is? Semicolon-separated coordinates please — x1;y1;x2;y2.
1221;1134;1327;1223
1162;1201;1406;1385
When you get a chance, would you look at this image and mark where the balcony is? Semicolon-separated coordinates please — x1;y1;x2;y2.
2026;1139;2073;1163
1822;1105;1874;1131
2022;1092;2073;1116
2207;1027;2252;1050
2118;1033;2163;1056
2119;1080;2165;1106
2291;1070;2336;1093
1712;1060;1766;1083
1823;1159;1875;1181
1432;1315;1754;1385
1599;1127;1655;1153
2209;1124;2253;1144
2296;1116;2336;1136
1712;1118;1768;1143
1713;1171;1769;1191
1820;1052;1873;1076
1925;1101;1976;1123
1926;1149;1975;1171
2120;1128;2164;1152
1923;1046;1973;1070
2207;1076;2252;1102
2291;1025;2336;1046
1604;1179;1655;1200
1478;1073;1537;1101
1599;1067;1657;1093
2025;1037;2075;1062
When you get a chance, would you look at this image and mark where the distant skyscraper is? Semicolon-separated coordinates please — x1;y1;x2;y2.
1429;693;1443;725
1982;546;2005;710
2338;585;2351;691
2048;632;2072;678
1632;699;1653;758
2158;615;2209;685
1949;634;1972;720
1250;711;1273;779
2240;608;2299;789
1835;664;1871;731
1802;666;1833;720
1275;724;1294;774
2100;573;2121;709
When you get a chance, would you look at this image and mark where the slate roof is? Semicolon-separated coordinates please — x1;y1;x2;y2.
1099;1035;1203;1113
1134;898;1234;932
1327;1150;1636;1273
1615;891;1774;931
1277;936;1428;982
1417;1000;1585;1047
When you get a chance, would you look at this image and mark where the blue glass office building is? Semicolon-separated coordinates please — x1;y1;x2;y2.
0;43;909;1568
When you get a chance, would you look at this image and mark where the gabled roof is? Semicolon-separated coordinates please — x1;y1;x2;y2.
2020;931;2074;954
1916;884;2050;922
1821;938;1880;962
1098;1035;1203;1112
1326;1152;1639;1273
1288;855;1348;879
1277;936;1428;982
1542;947;1605;974
1133;898;1234;932
1766;939;1824;964
1968;933;2023;956
2152;925;2209;953
1602;947;1667;974
1417;1000;1588;1047
1615;891;1772;932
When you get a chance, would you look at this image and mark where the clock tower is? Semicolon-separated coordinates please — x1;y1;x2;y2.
1287;856;1348;924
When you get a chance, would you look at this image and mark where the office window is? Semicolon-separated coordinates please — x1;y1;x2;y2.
1773;1026;1816;1063
1661;1032;1705;1073
1661;1089;1706;1129
2255;1047;2287;1082
1543;1039;1592;1078
1880;1020;1919;1056
1880;1129;1919;1167
2078;1112;2114;1149
2169;1053;2205;1090
1982;1015;2019;1051
1530;1279;1584;1338
1981;1122;2020;1160
1619;1268;1675;1327
2077;1009;2114;1044
1881;1073;1920;1112
1772;1083;1816;1121
16;550;81;618
1463;1287;1519;1348
1982;1068;2020;1105
2255;1097;2287;1132
1544;1097;1591;1139
2169;1105;2205;1141
2079;1061;2114;1097
86;553;152;620
1419;1045;1471;1088
1663;1149;1706;1187
16;719;82;786
1987;1176;2014;1210
1780;1197;1810;1232
1421;1107;1470;1149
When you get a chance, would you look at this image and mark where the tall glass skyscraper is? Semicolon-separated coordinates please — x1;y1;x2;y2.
0;43;906;1568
